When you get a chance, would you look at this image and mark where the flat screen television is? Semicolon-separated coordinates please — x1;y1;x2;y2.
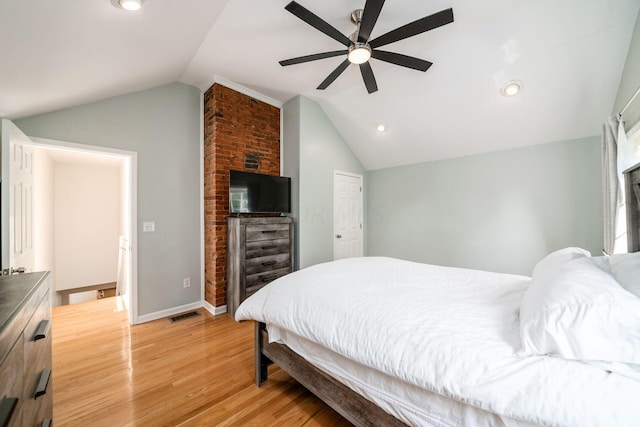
229;170;291;214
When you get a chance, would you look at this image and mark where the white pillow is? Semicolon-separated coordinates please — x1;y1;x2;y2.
520;256;640;364
608;252;640;298
531;247;591;279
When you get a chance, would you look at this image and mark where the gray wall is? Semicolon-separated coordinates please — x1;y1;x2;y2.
15;82;202;317
283;96;367;269
367;137;603;276
614;9;640;131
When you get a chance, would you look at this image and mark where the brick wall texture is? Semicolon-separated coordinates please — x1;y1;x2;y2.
203;83;281;308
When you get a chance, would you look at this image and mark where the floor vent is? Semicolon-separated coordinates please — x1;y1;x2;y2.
169;311;200;323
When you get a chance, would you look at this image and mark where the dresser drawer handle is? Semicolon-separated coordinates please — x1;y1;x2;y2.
0;397;18;427
40;419;52;427
261;275;278;283
35;369;52;399
34;319;51;341
261;261;277;266
261;245;277;250
261;230;278;233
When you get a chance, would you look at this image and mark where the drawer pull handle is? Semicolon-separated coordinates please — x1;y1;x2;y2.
0;397;18;427
261;230;278;233
35;369;52;399
41;419;52;427
261;245;277;250
34;319;51;341
261;261;277;266
261;275;278;283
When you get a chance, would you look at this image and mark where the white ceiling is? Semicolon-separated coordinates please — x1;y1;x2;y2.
1;0;638;170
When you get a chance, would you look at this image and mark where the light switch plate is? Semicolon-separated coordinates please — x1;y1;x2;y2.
143;221;155;232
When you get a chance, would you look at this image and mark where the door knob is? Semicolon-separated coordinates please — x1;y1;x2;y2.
336;234;342;239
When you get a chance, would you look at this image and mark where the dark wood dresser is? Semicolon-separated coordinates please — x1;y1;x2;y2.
227;216;294;317
0;272;52;427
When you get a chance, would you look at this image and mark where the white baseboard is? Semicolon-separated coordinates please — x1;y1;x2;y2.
203;300;228;316
136;300;228;324
136;301;204;324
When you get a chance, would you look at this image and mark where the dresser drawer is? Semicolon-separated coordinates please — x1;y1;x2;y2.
245;267;292;293
0;334;24;427
22;292;53;427
245;224;290;242
245;253;291;276
0;275;49;367
245;238;290;259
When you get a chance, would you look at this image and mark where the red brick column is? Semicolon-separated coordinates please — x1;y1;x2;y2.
203;84;281;308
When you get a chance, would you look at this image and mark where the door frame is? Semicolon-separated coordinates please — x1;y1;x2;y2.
333;170;364;260
29;137;139;324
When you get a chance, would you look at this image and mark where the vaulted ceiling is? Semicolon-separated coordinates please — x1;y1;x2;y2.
1;0;638;169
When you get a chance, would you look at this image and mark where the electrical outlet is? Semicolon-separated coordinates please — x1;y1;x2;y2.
183;277;191;288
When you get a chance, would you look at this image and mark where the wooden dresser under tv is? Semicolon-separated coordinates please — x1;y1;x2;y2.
227;216;294;318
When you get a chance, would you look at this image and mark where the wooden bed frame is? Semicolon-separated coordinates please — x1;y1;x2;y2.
254;322;406;426
254;162;640;427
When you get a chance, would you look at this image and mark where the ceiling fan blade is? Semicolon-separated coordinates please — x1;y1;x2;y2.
358;0;385;43
317;59;351;90
285;1;351;47
371;50;432;72
359;62;378;94
369;8;454;49
280;50;347;66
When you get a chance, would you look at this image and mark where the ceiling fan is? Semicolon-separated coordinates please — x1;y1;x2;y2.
279;0;454;94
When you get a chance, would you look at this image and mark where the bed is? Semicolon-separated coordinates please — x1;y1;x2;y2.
235;178;640;426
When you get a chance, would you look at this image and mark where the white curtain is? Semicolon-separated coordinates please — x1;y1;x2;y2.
602;116;633;255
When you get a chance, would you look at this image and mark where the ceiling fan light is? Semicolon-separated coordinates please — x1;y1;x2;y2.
348;43;372;64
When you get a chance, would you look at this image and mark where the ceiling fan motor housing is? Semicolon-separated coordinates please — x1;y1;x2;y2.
279;1;454;94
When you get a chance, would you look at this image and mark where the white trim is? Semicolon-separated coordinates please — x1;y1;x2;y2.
203;300;228;317
29;137;137;158
213;75;283;108
28;136;140;324
334;170;364;179
280;104;284;174
136;301;205;324
129;155;139;324
200;91;206;305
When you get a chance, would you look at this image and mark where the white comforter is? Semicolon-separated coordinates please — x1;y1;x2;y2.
235;257;640;427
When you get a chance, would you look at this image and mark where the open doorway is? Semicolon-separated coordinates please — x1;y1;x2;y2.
29;137;138;324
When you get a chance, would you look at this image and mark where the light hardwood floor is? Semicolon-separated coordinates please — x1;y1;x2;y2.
52;297;351;426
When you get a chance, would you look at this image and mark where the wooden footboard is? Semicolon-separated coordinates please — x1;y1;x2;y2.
254;322;407;427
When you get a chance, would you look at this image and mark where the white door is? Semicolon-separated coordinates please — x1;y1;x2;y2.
333;171;363;260
1;120;34;274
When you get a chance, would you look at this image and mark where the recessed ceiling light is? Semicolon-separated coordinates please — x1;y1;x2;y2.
501;80;523;97
377;124;386;132
111;0;143;11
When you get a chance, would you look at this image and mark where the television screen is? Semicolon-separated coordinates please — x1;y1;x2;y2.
229;170;291;213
